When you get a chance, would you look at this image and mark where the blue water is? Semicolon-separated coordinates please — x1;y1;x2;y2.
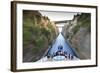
48;33;77;57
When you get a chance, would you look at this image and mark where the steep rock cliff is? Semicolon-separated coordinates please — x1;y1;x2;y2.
23;10;58;62
62;13;91;59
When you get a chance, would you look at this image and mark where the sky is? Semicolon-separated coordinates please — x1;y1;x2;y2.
39;10;78;21
39;10;79;32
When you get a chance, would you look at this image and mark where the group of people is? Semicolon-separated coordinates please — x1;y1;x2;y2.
47;45;74;61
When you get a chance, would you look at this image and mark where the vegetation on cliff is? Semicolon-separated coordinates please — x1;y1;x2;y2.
62;13;91;59
23;10;58;62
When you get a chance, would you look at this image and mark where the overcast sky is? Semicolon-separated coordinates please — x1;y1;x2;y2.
39;11;78;21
